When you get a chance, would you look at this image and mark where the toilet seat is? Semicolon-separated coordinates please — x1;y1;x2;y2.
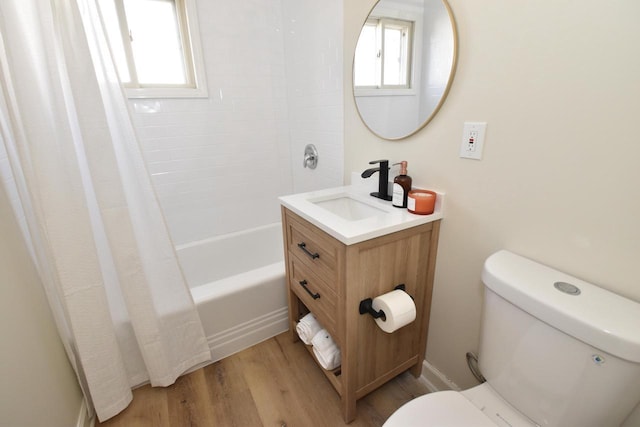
384;385;538;427
383;390;496;427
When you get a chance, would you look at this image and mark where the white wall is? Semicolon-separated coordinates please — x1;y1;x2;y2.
131;0;344;246
0;184;85;427
344;0;640;389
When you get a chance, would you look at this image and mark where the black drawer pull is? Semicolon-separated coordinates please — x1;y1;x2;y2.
297;242;320;260
299;280;320;299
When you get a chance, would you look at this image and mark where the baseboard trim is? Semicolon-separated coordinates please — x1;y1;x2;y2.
419;359;461;393
207;307;289;362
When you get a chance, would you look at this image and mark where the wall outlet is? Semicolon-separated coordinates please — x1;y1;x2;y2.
460;122;487;160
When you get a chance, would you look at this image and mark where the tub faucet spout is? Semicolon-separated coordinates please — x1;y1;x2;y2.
361;159;392;201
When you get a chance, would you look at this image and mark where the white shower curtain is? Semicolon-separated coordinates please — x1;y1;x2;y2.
0;0;211;421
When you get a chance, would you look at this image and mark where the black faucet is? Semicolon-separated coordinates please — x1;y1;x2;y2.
361;159;392;201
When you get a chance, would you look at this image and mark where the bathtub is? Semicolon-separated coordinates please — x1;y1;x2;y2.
177;222;288;362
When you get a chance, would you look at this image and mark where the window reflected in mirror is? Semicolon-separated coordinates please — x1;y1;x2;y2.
355;18;414;89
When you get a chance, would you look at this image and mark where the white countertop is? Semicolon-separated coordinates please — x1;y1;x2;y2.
278;185;444;245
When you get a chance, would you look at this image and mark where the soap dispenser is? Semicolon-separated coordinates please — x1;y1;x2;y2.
392;161;412;208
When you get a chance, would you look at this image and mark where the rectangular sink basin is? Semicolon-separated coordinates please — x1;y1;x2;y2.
312;195;388;221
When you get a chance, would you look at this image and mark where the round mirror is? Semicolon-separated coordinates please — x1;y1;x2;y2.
353;0;457;140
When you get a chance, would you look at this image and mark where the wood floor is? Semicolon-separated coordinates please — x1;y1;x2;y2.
97;332;429;427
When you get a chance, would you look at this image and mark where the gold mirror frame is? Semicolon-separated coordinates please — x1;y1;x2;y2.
353;0;458;141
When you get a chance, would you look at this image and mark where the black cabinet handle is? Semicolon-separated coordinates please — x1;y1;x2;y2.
299;280;320;300
297;242;319;260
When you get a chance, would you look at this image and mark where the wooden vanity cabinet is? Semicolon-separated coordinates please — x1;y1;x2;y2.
281;207;441;423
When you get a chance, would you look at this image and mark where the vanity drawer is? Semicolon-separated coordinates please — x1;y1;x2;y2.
284;211;341;289
289;258;337;339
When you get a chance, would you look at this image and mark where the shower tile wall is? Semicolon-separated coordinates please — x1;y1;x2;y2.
130;0;343;246
282;0;344;194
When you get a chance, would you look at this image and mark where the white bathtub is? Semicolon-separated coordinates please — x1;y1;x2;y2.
177;222;288;362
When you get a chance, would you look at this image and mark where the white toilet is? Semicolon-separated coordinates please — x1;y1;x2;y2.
384;250;640;427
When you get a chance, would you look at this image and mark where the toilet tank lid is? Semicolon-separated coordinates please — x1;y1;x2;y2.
481;250;640;363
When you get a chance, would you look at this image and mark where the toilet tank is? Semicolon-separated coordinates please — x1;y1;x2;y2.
478;250;640;427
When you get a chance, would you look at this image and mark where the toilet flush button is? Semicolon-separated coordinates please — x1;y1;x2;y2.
554;281;581;295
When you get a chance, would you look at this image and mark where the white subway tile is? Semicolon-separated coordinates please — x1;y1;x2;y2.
131;0;343;245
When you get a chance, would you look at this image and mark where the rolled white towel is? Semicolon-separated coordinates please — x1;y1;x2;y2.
311;329;341;370
311;328;336;352
296;312;322;345
313;346;341;370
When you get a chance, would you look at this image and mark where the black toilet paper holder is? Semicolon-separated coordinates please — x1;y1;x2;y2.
358;284;408;321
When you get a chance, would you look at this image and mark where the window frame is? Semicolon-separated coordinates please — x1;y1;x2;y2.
104;0;208;99
354;16;415;92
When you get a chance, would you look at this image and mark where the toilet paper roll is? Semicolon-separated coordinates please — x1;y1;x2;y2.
371;289;416;333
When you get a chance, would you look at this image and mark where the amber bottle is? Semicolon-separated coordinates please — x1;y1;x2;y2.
392;161;412;208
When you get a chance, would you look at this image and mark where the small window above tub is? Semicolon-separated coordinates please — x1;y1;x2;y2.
98;0;208;98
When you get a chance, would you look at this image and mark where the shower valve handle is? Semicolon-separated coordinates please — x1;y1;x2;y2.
303;144;318;169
